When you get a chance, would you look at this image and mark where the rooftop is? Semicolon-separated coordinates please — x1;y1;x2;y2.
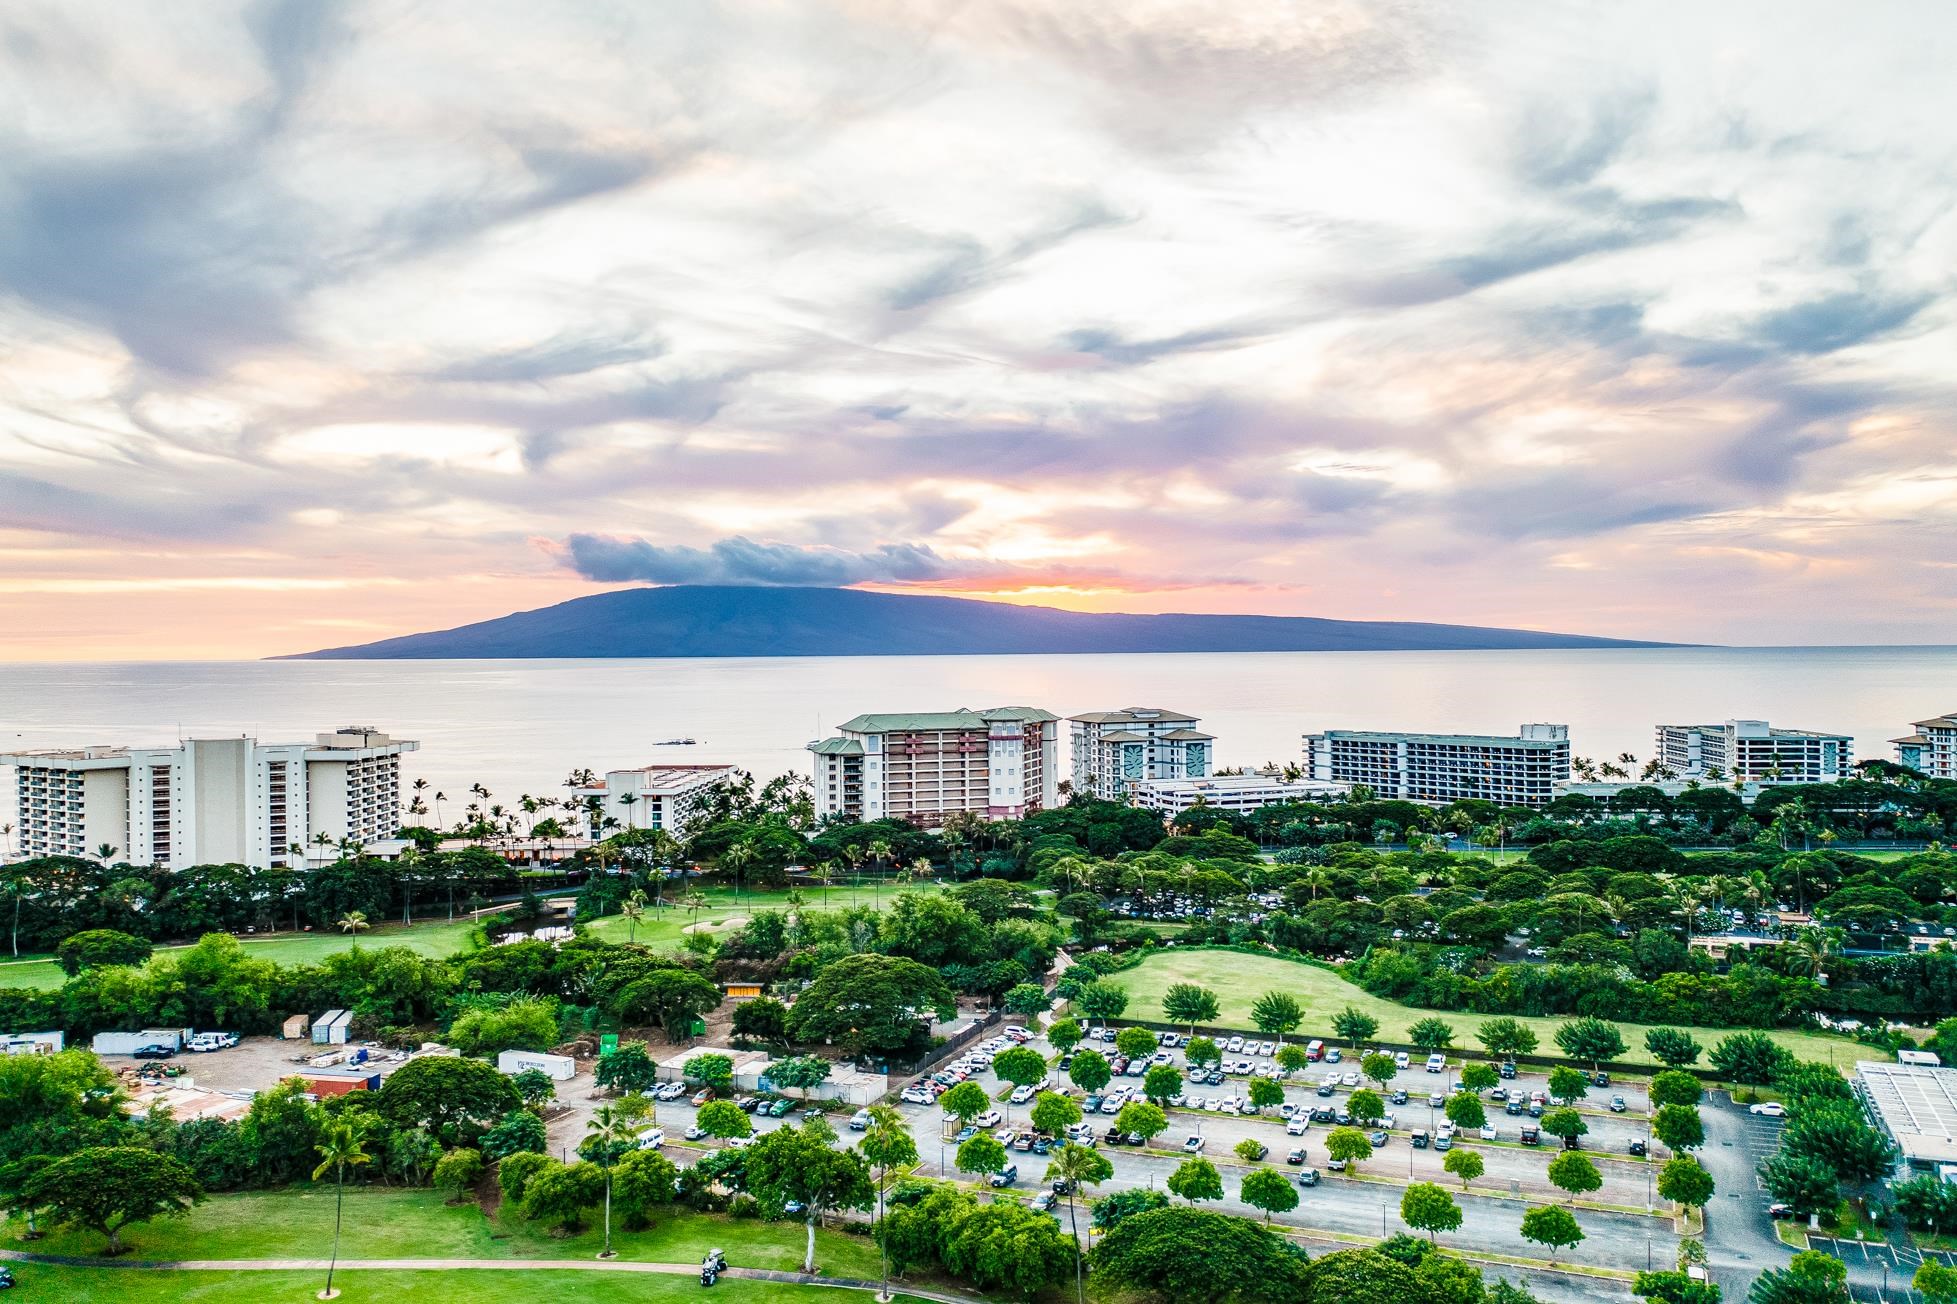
1857;1061;1957;1166
587;764;737;792
808;737;865;756
834;706;1057;733
1911;715;1957;730
1070;707;1200;725
1132;774;1347;795
1309;730;1570;748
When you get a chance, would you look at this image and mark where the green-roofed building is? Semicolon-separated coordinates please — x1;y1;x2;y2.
808;706;1059;827
1067;706;1215;801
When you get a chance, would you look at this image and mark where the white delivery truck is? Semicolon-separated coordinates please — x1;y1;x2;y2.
497;1050;576;1081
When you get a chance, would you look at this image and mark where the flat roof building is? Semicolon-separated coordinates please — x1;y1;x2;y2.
2;726;416;869
1654;720;1852;783
1069;708;1214;801
574;764;736;838
808;707;1058;827
1303;724;1570;808
1129;774;1349;820
1855;1060;1957;1172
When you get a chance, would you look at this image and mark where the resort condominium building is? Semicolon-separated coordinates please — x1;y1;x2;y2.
1654;720;1852;782
1303;724;1571;808
808;707;1059;827
1068;707;1214;801
1;726;417;869
575;764;737;838
1894;713;1957;778
1129;774;1348;820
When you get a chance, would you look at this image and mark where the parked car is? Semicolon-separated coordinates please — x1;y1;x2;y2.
1425;1054;1446;1073
989;1165;1018;1187
1505;1099;1525;1116
1326;1157;1347;1172
955;1125;978;1142
1390;1089;1409;1106
1241;1141;1269;1161
1326;1048;1343;1063
1749;1102;1787;1118
1014;1134;1035;1152
1628;1139;1648;1157
1394;1051;1411;1070
1183;1134;1205;1153
132;1045;175;1061
1031;1191;1057;1214
1499;1062;1517;1079
691;1088;714;1107
1768;1203;1796;1220
768;1099;794;1117
1593;1072;1611;1087
1286;1147;1307;1165
1609;1095;1627;1113
1286;1117;1309;1136
1296;1168;1322;1187
1368;1130;1388;1147
1410;1130;1429;1149
685;1124;709;1140
1479;1123;1497;1140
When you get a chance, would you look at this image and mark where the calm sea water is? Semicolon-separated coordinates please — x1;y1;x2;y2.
2;648;1953;806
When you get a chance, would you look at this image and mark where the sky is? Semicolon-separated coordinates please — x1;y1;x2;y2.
1;1;1954;659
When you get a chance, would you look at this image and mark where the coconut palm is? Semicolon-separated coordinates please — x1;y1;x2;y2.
721;840;756;905
337;910;371;941
313;1118;372;1299
1046;1142;1112;1304
586;1097;650;1258
680;890;709;929
618;792;638;830
620;889;649;944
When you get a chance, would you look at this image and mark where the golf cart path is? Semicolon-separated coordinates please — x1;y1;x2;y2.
0;1248;983;1301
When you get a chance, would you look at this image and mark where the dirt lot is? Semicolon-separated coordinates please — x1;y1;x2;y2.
100;1036;410;1095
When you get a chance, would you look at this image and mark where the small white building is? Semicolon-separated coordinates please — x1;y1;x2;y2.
574;764;737;838
1129;774;1349;819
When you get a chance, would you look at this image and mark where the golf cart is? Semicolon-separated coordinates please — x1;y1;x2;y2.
701;1247;728;1287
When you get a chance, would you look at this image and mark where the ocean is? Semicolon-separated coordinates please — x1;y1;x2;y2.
2;647;1952;805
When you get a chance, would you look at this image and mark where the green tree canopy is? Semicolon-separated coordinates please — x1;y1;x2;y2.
1708;1031;1793;1086
1068;1049;1113;1095
25;1146;203;1254
787;953;956;1059
1644;1028;1704;1067
1091;1206;1312;1304
1400;1181;1463;1242
1251;991;1304;1041
1519;1204;1583;1261
1477;1017;1539;1058
745;1119;874;1274
1554;1017;1626;1069
1548;1150;1602;1203
1167;1156;1224;1203
1241;1167;1299;1222
1658;1155;1715;1211
376;1056;521;1143
1655;1104;1706;1152
1406;1018;1456;1051
1163;983;1221;1030
1650;1070;1704;1109
1332;1007;1379;1046
1443;1148;1484;1189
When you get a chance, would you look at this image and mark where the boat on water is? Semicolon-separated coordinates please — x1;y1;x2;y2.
656;737;698;745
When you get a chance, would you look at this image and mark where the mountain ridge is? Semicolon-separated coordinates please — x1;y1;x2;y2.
277;585;1680;659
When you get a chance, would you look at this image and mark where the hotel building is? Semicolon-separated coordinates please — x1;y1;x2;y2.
576;764;737;838
808;707;1059;827
1068;707;1215;801
1303;724;1571;808
1654;720;1852;782
1894;713;1957;778
1;726;416;869
1129;773;1348;820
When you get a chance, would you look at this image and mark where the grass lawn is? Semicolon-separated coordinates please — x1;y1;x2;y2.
4;1188;883;1278
583;881;939;950
27;1267;929;1303
1107;947;1864;1069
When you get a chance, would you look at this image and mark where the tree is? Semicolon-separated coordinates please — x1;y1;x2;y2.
1242;1166;1300;1222
1555;1018;1626;1070
1548;1150;1602;1204
481;1108;549;1160
1032;1090;1084;1139
1145;1064;1183;1106
940;1079;991;1129
1407;1018;1456;1052
1068;1048;1112;1095
857;1103;918;1300
745;1120;874;1274
1916;1262;1957;1301
586;1096;652;1258
1645;1028;1704;1067
1749;1250;1848;1304
1276;1045;1309;1077
1332;1007;1379;1047
1781;1105;1895;1183
1116;1101;1168;1147
312;1118;372;1298
943;1200;1076;1298
1443;1093;1486;1131
769;1054;833;1100
1348;1088;1385;1126
1709;1031;1793;1086
1636;1270;1723;1304
1004;983;1050;1016
1167;1156;1224;1204
731;996;789;1046
697;1099;752;1139
1547;1066;1589;1105
611;1148;679;1231
497;1151;551;1205
1047;1143;1114;1304
1251;991;1304;1043
1655;1104;1705;1152
1460;1062;1499;1095
1091;1205;1313;1304
1115;1026;1158;1063
1248;1076;1286;1112
957;1133;1008;1182
787;953;956;1058
1658;1155;1715;1214
1401;1181;1463;1242
594;1043;659;1095
1185;1037;1222;1071
1048;1018;1083;1057
618;968;723;1044
1650;1070;1704;1110
522;1159;605;1232
25;1146;203;1255
510;1069;557;1108
1477;1017;1539;1058
1760;1153;1838;1218
1361;1052;1398;1091
436;1151;485;1198
1519;1204;1583;1261
1443;1148;1484;1190
377;1056;521;1142
1325;1126;1374;1173
1163;983;1221;1032
1538;1109;1588;1145
54;928;153;976
1074;980;1130;1026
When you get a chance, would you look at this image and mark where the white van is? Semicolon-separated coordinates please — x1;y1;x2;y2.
634;1128;666;1150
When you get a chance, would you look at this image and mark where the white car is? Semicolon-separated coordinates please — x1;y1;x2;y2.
1749;1102;1787;1118
975;1109;1002;1128
1009;1085;1035;1104
1182;1134;1205;1153
724;1135;755;1150
900;1088;932;1105
1287;1117;1309;1136
1394;1051;1411;1070
1479;1123;1497;1140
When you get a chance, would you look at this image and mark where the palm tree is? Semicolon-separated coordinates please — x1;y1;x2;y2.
618;792;638;830
1;876;23;957
313;1118;372;1299
620;889;649;944
94;843;119;864
721;840;756;906
680;891;708;930
337;911;371;942
867;839;893;908
1047;1142;1110;1304
811;861;835;908
859;1103;917;1300
433;791;447;828
586;1096;649;1258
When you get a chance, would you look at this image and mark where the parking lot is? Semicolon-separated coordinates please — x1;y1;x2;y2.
97;1034;415;1095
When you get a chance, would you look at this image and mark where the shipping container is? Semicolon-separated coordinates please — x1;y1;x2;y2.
497;1050;576;1081
281;1014;312;1041
91;1029;190;1055
300;1072;380;1096
312;1010;348;1045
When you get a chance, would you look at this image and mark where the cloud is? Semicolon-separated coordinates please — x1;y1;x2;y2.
1751;290;1933;355
558;534;994;587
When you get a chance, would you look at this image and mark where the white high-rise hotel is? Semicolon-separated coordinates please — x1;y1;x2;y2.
808;707;1059;827
1654;719;1852;782
1068;707;1214;801
2;726;416;868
